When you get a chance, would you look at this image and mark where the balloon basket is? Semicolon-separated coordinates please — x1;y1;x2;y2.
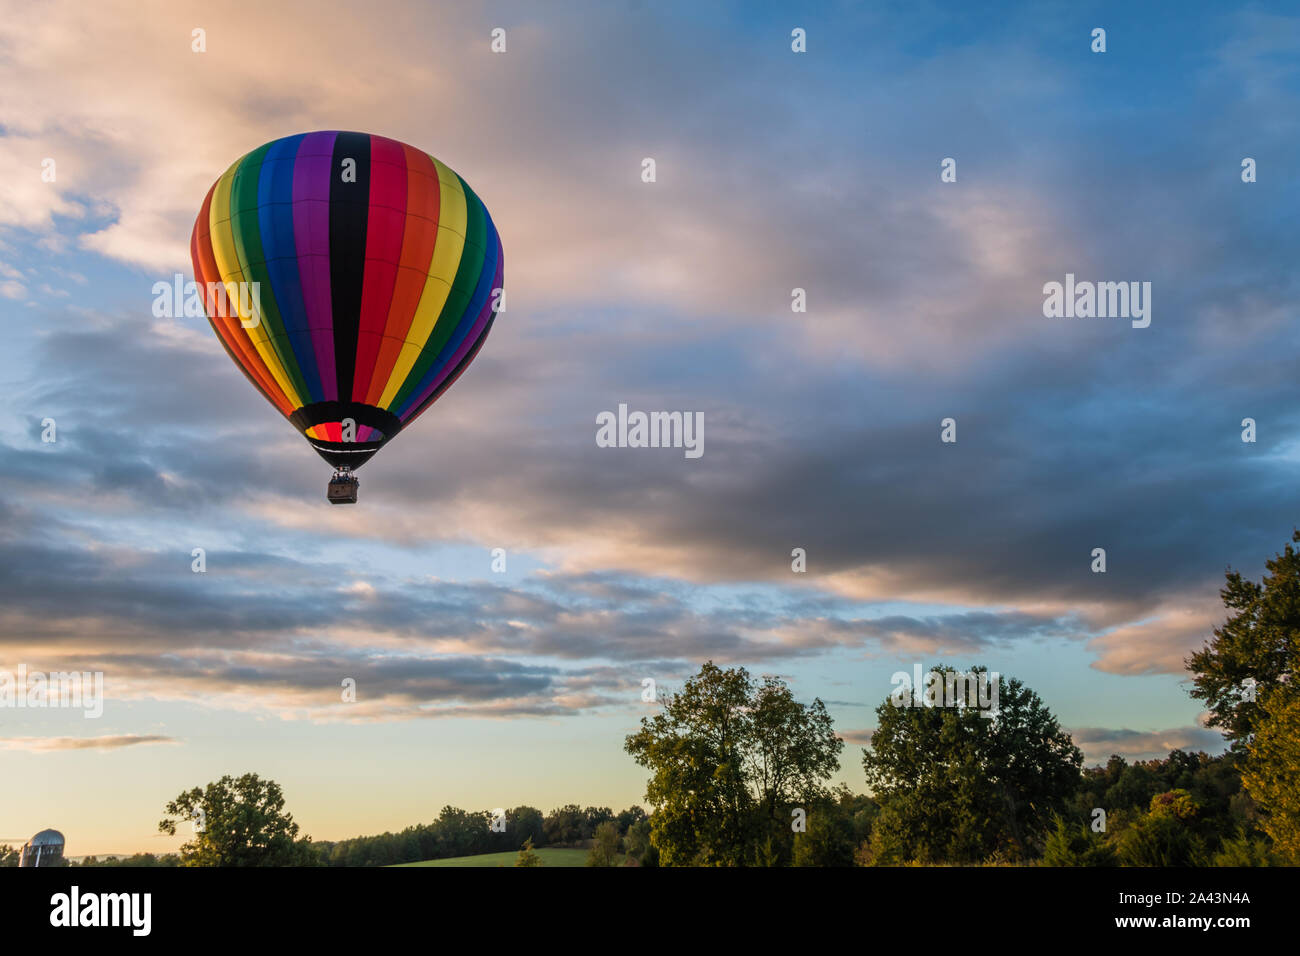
327;472;359;505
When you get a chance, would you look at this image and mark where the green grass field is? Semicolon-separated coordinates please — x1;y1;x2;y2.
393;847;594;867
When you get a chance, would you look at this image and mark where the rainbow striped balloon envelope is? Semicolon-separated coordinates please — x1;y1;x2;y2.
190;131;503;478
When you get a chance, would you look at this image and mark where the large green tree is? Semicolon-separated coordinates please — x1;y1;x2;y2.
624;662;842;866
1186;531;1300;862
158;773;319;866
861;665;1081;863
1241;690;1300;864
1187;530;1300;743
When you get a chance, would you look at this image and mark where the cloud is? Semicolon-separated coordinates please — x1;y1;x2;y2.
1070;725;1229;763
837;728;875;745
2;1;1298;724
0;0;1118;375
0;734;176;752
0;135;86;233
1086;597;1226;676
0;286;1285;689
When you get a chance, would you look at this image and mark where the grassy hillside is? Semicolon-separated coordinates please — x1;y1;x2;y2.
393;847;595;867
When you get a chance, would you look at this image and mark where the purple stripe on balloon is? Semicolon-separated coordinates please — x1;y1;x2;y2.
293;130;339;401
398;238;503;421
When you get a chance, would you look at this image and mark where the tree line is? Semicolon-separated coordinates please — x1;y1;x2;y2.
614;529;1300;865
312;803;650;867
14;529;1298;867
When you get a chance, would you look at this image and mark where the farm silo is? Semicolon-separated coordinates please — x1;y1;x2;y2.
18;829;65;867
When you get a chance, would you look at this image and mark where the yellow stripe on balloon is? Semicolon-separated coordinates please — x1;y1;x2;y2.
208;161;304;408
376;156;468;408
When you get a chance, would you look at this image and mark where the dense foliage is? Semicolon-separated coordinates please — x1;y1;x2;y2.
157;773;318;867
861;665;1082;863
624;663;843;866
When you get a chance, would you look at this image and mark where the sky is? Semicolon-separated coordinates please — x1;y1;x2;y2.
1;0;1298;856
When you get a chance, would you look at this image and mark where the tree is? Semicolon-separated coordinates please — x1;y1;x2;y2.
1185;532;1300;862
515;837;542;867
626;662;752;866
624;819;653;861
438;806;492;857
583;807;615;839
624;661;843;866
749;675;842;822
508;806;545;850
0;845;18;867
861;665;1082;863
158;773;319;866
615;805;648;834
1241;690;1300;864
1187;530;1300;743
73;853;180;868
792;802;856;867
1041;814;1117;866
1210;832;1278;866
832;785;879;847
1113;790;1206;867
542;804;586;846
1105;762;1162;811
586;821;622;866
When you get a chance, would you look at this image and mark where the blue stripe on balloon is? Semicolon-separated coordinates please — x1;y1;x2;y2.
257;133;323;402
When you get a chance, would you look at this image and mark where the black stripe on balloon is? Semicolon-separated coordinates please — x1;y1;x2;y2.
306;441;385;471
329;131;371;403
289;401;402;436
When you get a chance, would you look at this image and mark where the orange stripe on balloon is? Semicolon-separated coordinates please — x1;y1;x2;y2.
192;182;294;417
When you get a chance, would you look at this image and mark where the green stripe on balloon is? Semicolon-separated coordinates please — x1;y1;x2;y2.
229;144;312;403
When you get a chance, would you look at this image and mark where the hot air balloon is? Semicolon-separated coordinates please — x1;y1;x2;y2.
190;131;503;503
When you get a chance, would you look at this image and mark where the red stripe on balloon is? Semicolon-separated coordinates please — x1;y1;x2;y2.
352;135;409;401
363;144;442;406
